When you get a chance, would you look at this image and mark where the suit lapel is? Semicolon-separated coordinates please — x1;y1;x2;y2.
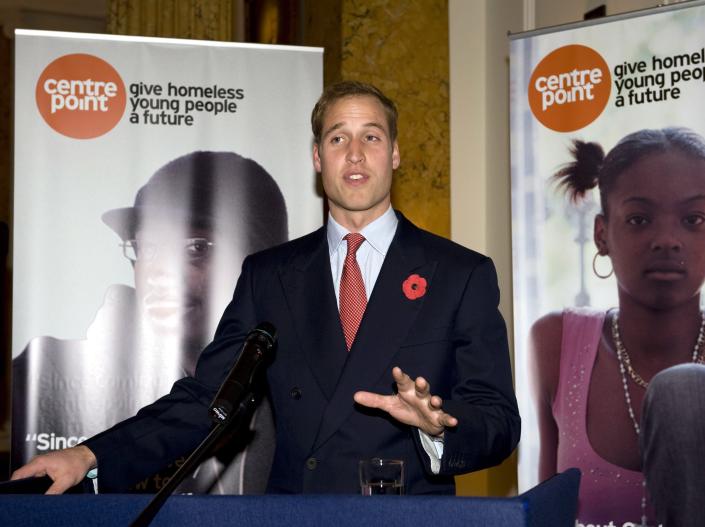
278;228;348;400
312;215;437;451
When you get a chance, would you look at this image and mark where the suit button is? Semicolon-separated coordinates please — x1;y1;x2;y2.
290;387;302;400
306;457;317;470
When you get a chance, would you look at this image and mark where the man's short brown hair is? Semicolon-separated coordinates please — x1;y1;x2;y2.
311;81;398;145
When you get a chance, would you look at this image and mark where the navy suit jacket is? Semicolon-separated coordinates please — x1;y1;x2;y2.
86;212;520;494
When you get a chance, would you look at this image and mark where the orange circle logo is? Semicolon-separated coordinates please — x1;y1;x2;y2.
36;54;126;139
528;44;611;132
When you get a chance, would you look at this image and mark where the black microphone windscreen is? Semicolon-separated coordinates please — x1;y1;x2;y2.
209;322;277;424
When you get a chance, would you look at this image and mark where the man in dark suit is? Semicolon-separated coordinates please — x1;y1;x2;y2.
12;81;520;495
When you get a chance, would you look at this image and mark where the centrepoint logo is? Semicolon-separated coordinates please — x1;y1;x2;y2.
528;44;611;132
35;53;126;139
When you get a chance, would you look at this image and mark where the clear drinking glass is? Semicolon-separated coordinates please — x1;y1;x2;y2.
358;458;404;495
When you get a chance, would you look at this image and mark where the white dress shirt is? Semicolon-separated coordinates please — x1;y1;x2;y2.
326;206;444;473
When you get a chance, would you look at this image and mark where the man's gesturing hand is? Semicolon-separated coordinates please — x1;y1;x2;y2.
10;445;97;495
353;366;458;437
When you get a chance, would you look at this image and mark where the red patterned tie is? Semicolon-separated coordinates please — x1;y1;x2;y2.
339;233;367;351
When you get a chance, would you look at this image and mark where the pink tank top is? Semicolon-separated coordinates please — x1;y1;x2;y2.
554;308;651;525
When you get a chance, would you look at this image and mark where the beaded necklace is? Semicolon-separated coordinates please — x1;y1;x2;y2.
613;310;705;392
611;309;705;527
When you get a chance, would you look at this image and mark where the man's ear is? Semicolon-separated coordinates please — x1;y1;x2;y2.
594;213;609;255
392;141;400;170
313;142;322;173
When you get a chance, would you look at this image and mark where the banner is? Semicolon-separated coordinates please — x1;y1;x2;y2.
511;1;705;524
11;30;322;493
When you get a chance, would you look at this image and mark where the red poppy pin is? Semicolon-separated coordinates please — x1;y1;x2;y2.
402;274;427;300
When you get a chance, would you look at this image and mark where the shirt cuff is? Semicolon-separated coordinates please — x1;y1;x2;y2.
86;468;99;494
418;429;444;474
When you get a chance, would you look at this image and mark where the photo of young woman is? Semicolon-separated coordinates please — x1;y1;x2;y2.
530;127;705;527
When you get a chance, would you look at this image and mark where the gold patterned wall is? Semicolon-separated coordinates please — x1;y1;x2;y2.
340;0;450;238
108;0;233;40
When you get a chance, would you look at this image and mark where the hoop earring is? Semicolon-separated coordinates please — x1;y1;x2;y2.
592;252;613;279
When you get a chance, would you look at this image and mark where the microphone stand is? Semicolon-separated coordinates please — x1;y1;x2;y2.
129;392;259;527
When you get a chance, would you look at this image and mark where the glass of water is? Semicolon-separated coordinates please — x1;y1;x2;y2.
359;458;404;495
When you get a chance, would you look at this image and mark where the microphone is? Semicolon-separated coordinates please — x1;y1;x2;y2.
209;322;277;424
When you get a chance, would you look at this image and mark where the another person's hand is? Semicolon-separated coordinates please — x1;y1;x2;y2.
10;445;97;495
353;366;458;437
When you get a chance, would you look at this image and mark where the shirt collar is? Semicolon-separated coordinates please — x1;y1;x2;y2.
327;205;398;258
